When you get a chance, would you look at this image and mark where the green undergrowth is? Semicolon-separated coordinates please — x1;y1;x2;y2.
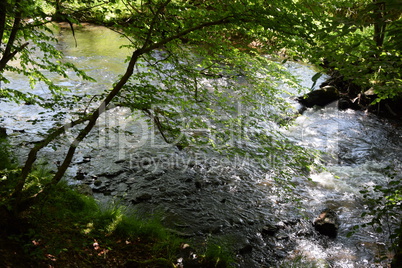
0;140;234;267
1;179;236;267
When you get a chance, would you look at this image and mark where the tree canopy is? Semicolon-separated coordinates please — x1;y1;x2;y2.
0;0;318;212
303;0;402;101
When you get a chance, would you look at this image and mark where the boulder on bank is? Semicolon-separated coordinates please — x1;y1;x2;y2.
313;208;339;238
297;86;339;108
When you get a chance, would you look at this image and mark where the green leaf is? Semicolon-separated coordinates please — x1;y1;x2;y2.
310;72;323;90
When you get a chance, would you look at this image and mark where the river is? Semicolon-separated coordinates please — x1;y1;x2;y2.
1;24;401;267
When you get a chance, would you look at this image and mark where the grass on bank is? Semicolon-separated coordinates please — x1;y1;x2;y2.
0;138;234;267
2;179;235;267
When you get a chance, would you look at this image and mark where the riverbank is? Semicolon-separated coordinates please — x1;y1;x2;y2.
0;179;233;267
0;137;232;267
319;69;402;122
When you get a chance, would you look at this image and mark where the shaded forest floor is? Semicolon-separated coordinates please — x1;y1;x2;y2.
0;182;231;267
0;232;172;267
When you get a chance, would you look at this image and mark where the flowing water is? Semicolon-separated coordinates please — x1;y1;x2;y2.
1;24;401;267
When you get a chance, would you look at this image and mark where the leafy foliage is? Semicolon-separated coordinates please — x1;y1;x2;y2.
110;0;318;185
202;243;234;267
0;137;20;203
346;166;402;262
0;0;322;213
303;0;402;101
0;137;50;207
0;0;94;110
118;49;314;187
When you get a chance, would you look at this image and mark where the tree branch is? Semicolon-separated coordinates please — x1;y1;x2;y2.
143;16;234;53
14;9;239;212
143;108;170;143
122;0;142;15
11;115;90;203
0;0;23;72
0;0;6;48
3;5;21;58
15;49;144;211
143;0;172;47
0;42;29;71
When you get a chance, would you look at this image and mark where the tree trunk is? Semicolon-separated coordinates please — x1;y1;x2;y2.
0;0;7;47
0;0;22;72
53;0;64;22
11;116;89;206
372;0;386;48
392;219;402;268
13;49;144;213
12;11;235;214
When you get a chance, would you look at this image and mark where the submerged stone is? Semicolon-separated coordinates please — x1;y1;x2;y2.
132;193;152;204
75;171;86;180
261;224;279;236
117;182;128;192
238;244;253;254
74;184;93;196
313;208;340;238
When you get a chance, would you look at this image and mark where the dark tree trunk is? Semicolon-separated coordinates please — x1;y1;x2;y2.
13;49;144;213
0;0;22;72
372;0;387;48
392;219;402;268
0;0;7;47
52;0;64;21
11;10;235;214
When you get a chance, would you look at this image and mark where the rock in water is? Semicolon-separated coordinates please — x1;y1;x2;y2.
297;86;339;108
313;208;339;238
74;184;93;196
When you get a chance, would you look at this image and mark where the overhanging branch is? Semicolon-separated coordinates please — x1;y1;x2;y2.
0;42;29;71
